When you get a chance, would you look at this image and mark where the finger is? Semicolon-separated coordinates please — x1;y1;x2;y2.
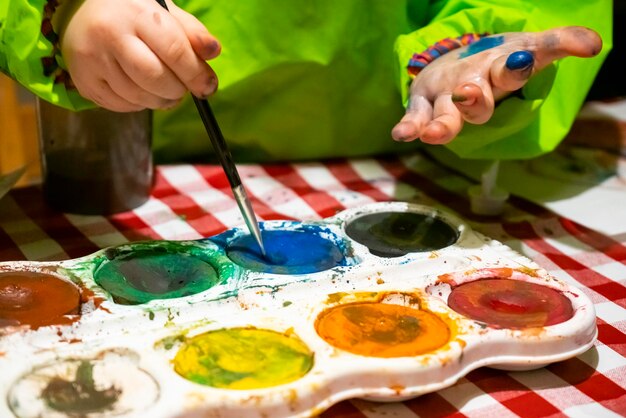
113;36;191;100
534;26;602;69
420;94;463;144
391;95;433;142
107;58;181;109
79;79;145;112
135;7;218;98
490;50;533;93
169;2;221;60
452;81;494;124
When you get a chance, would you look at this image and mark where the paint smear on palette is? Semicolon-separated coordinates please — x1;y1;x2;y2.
316;302;450;357
0;272;80;329
94;246;221;305
221;227;348;274
8;351;159;418
174;328;314;389
447;279;574;329
345;212;458;257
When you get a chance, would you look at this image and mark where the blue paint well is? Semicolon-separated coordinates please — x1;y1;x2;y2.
505;50;534;71
213;226;348;274
460;36;504;58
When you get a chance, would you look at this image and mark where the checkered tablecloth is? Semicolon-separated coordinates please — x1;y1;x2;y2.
1;137;626;416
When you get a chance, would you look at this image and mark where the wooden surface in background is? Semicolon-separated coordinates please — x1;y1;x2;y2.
0;74;41;187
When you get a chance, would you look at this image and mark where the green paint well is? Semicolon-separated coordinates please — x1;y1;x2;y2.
94;244;222;305
42;361;121;415
173;328;314;389
345;212;458;257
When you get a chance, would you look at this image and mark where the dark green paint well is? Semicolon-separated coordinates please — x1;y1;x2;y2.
94;243;223;305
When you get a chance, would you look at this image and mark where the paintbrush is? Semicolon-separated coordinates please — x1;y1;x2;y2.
155;0;267;257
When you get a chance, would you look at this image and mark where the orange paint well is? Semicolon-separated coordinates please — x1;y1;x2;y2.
0;272;81;329
316;302;450;357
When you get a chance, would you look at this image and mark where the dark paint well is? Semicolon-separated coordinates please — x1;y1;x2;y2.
345;212;458;257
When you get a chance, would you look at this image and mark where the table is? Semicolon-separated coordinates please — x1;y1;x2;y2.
1;107;626;417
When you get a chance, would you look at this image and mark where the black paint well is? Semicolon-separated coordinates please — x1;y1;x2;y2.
345;211;458;257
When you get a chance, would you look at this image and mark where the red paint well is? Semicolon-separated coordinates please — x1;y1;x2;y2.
448;278;573;328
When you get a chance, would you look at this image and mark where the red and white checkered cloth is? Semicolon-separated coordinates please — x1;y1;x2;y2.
1;145;626;416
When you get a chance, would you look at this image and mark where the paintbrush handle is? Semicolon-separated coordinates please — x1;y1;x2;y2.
193;101;266;256
153;0;266;256
192;97;243;188
152;0;242;189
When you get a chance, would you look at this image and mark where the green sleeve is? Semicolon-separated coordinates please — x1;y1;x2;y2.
0;0;91;110
395;0;613;160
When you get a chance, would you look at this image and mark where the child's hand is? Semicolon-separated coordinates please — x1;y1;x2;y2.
392;26;602;145
58;0;220;111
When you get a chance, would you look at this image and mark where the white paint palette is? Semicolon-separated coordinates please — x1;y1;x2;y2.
0;202;596;418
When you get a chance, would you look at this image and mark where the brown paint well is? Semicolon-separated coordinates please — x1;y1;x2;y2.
316;302;450;357
0;272;81;329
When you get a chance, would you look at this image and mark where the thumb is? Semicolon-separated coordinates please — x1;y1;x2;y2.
490;50;534;93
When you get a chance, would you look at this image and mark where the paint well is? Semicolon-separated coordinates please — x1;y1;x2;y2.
223;228;347;274
345;212;458;257
8;351;159;418
0;272;80;329
173;328;314;389
316;302;450;357
94;247;220;305
447;278;574;328
42;361;121;415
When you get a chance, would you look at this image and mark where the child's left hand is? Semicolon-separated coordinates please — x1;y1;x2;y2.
391;26;602;145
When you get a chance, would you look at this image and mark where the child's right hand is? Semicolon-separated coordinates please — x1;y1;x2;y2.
57;0;221;111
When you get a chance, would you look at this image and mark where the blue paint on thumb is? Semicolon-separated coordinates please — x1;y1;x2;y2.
505;51;534;71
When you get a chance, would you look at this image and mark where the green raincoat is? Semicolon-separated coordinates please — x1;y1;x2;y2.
0;0;612;163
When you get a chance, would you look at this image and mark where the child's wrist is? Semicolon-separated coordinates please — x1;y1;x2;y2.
407;33;489;78
41;0;77;87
